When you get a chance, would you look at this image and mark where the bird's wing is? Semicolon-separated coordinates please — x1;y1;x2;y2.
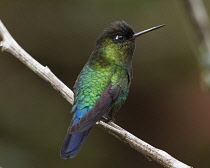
68;82;122;134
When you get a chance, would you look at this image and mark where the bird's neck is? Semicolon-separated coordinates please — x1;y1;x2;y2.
89;47;132;69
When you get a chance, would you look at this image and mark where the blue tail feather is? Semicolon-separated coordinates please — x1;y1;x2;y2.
61;107;93;158
60;128;91;159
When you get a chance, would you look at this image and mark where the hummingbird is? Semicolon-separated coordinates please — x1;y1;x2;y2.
60;21;165;159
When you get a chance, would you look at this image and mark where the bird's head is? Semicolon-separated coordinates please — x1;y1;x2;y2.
93;21;165;65
95;21;135;57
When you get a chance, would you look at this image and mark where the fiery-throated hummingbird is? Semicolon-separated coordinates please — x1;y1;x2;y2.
60;21;165;159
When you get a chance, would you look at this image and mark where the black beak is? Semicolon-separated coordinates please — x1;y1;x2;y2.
132;24;165;39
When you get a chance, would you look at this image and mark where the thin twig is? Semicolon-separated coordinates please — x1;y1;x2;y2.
183;0;210;87
0;20;192;168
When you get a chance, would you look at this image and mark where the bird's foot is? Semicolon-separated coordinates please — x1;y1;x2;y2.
101;116;115;123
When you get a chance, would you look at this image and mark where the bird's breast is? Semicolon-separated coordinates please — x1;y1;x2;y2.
73;65;115;110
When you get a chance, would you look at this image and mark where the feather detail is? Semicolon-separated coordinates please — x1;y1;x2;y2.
68;83;122;134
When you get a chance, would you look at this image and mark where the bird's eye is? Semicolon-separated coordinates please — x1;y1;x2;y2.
115;35;124;40
115;35;127;42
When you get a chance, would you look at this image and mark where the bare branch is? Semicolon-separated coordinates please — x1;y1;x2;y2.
0;20;192;168
0;21;74;104
98;121;191;168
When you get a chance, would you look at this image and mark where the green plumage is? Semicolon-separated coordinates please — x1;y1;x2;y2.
61;21;136;158
73;59;130;118
61;21;165;159
61;21;135;159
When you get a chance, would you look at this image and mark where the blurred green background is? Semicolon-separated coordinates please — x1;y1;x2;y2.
1;0;210;167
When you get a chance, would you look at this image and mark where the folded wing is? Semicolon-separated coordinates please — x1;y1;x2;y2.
68;83;122;134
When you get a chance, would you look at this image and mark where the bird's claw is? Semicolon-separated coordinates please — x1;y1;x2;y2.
101;116;115;123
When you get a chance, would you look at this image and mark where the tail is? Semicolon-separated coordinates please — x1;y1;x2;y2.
60;128;91;159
